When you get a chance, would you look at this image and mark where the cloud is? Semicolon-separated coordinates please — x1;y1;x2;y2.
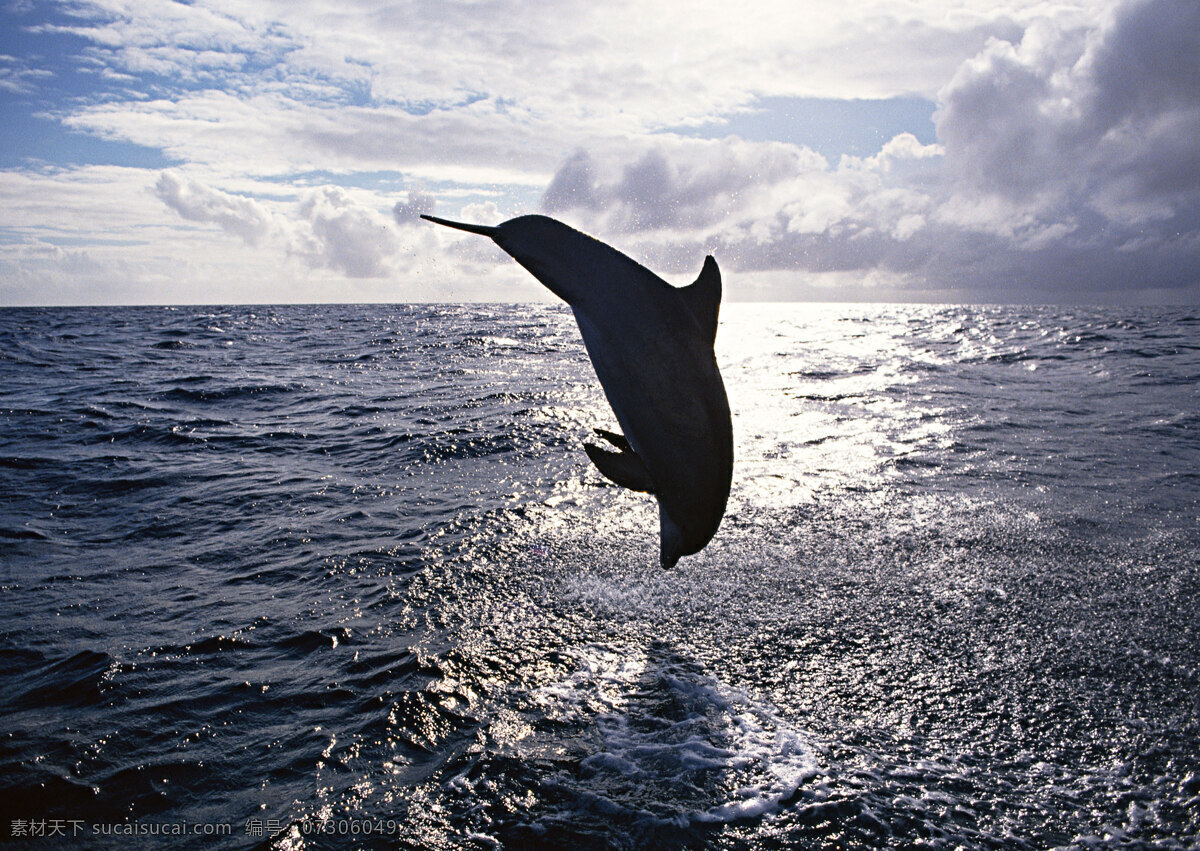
542;139;830;237
5;0;1199;303
155;173;402;279
294;186;399;278
64;91;567;186
937;0;1200;226
0;166;497;305
46;0;1068;183
392;190;435;225
924;0;1200;297
155;171;272;245
534;133;943;283
522;0;1200;301
0;53;53;94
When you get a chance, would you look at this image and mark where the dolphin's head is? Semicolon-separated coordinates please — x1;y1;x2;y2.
421;214;609;304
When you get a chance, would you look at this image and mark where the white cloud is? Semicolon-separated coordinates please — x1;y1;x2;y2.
542;138;831;236
531;132;945;284
48;0;1075;182
155;173;406;279
0;53;53;94
392;189;435;225
63;92;568;185
0;166;486;304
155;171;272;245
3;0;1199;303
293;186;399;278
510;0;1200;301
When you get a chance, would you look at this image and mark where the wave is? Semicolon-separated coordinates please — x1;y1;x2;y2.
1;303;1197;849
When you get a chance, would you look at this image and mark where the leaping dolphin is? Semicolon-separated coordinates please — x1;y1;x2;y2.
422;213;732;568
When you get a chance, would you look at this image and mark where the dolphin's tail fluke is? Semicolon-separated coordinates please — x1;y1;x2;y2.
420;214;500;238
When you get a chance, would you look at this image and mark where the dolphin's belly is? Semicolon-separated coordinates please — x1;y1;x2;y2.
574;308;732;552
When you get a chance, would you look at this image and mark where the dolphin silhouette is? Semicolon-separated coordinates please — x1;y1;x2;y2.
421;213;732;568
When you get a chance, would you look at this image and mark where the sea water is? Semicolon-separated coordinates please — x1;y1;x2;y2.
1;303;1198;849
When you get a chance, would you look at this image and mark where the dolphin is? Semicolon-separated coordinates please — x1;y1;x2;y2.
421;213;732;568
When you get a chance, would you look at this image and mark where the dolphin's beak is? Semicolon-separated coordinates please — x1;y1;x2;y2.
420;214;500;238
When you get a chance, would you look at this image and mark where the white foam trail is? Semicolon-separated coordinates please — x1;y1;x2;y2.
531;643;821;825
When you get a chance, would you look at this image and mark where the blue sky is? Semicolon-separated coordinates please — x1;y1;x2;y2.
1;0;1198;304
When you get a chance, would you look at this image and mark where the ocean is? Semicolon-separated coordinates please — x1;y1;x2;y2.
1;303;1197;849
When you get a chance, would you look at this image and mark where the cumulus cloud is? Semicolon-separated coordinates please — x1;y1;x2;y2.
392;190;434;225
937;0;1200;226
536;133;944;282
922;0;1200;297
7;0;1200;303
154;173;403;279
524;0;1200;300
294;187;399;278
542;139;829;237
155;171;272;245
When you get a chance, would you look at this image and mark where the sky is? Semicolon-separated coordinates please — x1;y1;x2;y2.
0;0;1198;305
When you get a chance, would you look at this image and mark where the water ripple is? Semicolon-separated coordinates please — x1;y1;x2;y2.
1;303;1197;849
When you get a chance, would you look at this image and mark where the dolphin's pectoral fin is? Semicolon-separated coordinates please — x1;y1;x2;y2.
593;427;632;453
584;441;655;493
681;255;721;345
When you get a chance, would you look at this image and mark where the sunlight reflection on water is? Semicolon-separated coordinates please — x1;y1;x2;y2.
719;303;955;510
3;303;1198;850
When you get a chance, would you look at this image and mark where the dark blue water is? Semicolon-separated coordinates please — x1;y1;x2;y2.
1;303;1198;849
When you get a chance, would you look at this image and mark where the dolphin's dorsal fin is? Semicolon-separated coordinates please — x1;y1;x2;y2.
680;255;721;345
584;438;655;493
